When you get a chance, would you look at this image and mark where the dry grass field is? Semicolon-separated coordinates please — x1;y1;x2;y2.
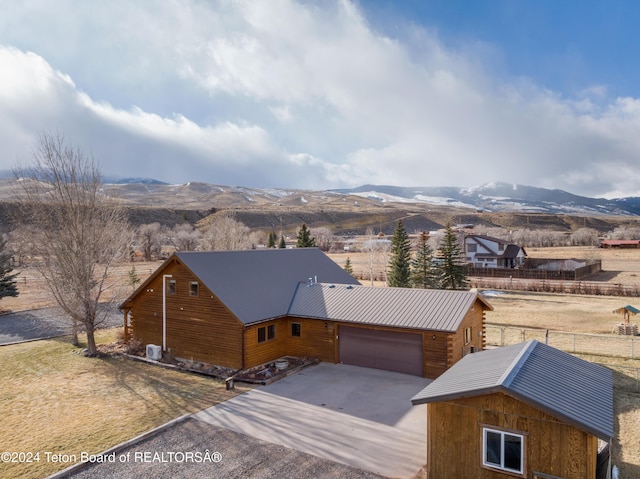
0;329;251;479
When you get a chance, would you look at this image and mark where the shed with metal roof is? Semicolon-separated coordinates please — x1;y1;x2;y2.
411;340;613;479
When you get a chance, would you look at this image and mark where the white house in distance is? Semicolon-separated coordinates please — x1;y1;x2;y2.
465;234;526;269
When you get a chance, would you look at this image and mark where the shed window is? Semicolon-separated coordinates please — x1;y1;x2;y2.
189;281;199;297
291;322;301;337
483;427;524;475
257;327;266;343
167;279;176;295
267;324;276;340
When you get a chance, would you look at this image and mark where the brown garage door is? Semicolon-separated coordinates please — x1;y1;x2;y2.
338;326;423;376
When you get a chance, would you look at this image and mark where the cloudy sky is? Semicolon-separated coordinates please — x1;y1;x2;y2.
1;0;640;198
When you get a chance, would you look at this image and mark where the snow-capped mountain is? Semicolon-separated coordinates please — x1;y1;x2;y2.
332;182;640;216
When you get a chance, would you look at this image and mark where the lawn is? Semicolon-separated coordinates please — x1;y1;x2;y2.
0;329;250;479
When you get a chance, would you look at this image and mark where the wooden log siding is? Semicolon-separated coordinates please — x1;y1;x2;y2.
450;304;487;364
243;318;289;368
426;392;598;479
285;317;336;363
128;259;244;369
424;331;448;379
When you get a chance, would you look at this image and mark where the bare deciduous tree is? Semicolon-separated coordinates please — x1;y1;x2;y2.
311;226;334;252
362;227;388;285
13;132;131;355
201;212;249;251
168;223;202;252
137;222;163;260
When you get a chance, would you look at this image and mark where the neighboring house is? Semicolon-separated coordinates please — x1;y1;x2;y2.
120;248;493;378
465;234;526;268
411;340;614;479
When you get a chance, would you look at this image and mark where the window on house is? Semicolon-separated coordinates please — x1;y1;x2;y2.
189;281;199;297
167;279;176;295
498;244;505;251
464;327;472;345
468;244;477;253
257;324;276;343
291;322;301;337
483;427;524;475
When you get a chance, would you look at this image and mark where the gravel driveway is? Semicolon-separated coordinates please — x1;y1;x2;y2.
0;306;122;345
59;417;384;479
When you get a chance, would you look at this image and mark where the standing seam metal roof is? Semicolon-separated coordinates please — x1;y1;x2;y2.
411;340;614;441
172;249;360;325
288;283;492;331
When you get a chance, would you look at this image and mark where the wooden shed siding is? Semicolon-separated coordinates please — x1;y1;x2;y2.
426;392;598;479
129;260;244;369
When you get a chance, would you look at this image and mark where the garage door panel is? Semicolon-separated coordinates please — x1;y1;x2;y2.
339;326;423;376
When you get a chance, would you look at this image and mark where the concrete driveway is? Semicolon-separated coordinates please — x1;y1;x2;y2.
194;363;431;479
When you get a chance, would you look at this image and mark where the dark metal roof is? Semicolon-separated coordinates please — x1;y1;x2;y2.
288;283;493;331
126;249;360;325
411;340;614;441
503;244;524;259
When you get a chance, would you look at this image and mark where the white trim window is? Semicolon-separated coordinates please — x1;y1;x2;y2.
483;427;524;475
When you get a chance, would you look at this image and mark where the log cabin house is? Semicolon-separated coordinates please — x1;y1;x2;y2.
119;248;493;378
411;340;614;479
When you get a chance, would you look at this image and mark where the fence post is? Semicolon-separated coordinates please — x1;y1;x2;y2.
501;328;505;347
573;334;576;353
521;329;525;343
633;338;635;360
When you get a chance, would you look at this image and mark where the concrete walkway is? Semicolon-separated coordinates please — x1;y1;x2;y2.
194;363;431;478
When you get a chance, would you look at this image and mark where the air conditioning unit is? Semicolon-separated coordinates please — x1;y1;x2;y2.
146;344;162;360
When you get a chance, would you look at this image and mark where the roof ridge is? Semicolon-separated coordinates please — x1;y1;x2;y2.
497;340;538;388
286;281;307;316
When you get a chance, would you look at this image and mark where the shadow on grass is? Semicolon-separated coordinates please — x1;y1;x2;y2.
88;351;236;421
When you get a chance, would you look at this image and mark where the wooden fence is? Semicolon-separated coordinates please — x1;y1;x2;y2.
485;323;640;392
467;259;601;281
471;277;640;297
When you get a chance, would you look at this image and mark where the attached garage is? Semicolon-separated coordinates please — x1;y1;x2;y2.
339;326;423;376
288;283;493;379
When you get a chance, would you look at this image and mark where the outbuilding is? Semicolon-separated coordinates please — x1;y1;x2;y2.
411;340;614;478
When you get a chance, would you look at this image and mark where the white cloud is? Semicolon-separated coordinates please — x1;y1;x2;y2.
1;1;640;197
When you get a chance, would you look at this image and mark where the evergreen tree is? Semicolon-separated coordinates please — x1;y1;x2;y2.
344;257;354;276
411;231;437;289
266;231;276;248
0;237;18;300
278;235;287;248
296;223;316;248
387;220;411;287
126;266;141;292
437;223;469;290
